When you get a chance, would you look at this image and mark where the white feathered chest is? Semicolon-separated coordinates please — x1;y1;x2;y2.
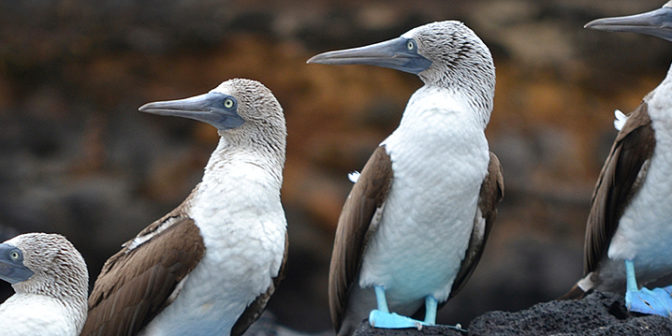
359;87;490;303
141;144;287;336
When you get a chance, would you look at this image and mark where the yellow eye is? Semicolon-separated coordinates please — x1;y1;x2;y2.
10;251;19;260
224;99;234;109
407;40;414;50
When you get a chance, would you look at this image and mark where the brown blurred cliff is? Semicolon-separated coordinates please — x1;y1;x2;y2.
0;0;670;332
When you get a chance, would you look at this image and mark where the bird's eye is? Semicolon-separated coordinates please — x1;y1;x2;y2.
407;40;415;50
9;250;19;261
224;99;234;109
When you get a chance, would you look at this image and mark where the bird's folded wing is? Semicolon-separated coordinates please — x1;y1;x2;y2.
450;152;504;298
328;145;393;332
584;102;655;275
81;214;205;336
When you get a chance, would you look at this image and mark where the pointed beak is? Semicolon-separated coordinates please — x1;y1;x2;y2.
585;6;672;42
0;244;33;285
307;37;432;75
139;92;245;130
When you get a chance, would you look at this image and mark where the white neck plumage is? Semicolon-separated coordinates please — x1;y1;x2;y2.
12;275;88;331
419;67;495;129
202;130;285;191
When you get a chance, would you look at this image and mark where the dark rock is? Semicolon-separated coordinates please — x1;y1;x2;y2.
349;292;672;336
353;323;464;336
469;291;672;336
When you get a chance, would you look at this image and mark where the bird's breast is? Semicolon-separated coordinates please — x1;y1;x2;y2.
0;294;78;336
359;103;490;303
141;165;286;336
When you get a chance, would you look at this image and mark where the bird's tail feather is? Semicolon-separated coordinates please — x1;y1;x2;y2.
558;283;589;300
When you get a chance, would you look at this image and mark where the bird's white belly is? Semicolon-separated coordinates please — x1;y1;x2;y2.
359;114;489;305
141;208;286;336
608;136;672;281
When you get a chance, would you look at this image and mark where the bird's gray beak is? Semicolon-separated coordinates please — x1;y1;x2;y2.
139;92;245;130
0;244;33;285
307;37;432;75
585;5;672;42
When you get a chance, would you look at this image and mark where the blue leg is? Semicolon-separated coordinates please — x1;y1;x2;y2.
423;295;467;332
374;286;390;313
424;296;437;325
625;259;638;292
624;260;672;317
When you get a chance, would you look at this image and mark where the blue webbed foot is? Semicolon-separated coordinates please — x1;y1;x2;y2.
368;310;467;332
624;260;672;317
625;286;672;317
369;287;467;332
369;310;423;329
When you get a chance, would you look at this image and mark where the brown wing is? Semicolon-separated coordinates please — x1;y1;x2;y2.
230;231;288;336
328;145;393;332
584;102;655;275
81;213;205;336
449;152;504;298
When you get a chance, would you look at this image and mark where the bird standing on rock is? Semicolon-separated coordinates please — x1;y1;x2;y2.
0;233;88;336
81;79;288;336
565;1;672;318
308;21;504;335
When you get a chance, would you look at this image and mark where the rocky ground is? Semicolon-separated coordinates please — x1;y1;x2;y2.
351;291;672;336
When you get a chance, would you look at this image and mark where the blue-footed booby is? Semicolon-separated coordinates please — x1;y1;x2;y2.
564;2;672;317
0;233;88;336
308;21;504;334
80;79;288;336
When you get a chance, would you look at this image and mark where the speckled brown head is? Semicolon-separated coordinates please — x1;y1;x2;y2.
1;233;88;301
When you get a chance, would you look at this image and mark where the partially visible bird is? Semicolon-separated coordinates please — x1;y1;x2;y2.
0;233;88;336
565;1;672;317
81;79;288;336
308;21;503;334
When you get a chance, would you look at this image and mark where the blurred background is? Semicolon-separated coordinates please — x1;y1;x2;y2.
0;0;670;332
